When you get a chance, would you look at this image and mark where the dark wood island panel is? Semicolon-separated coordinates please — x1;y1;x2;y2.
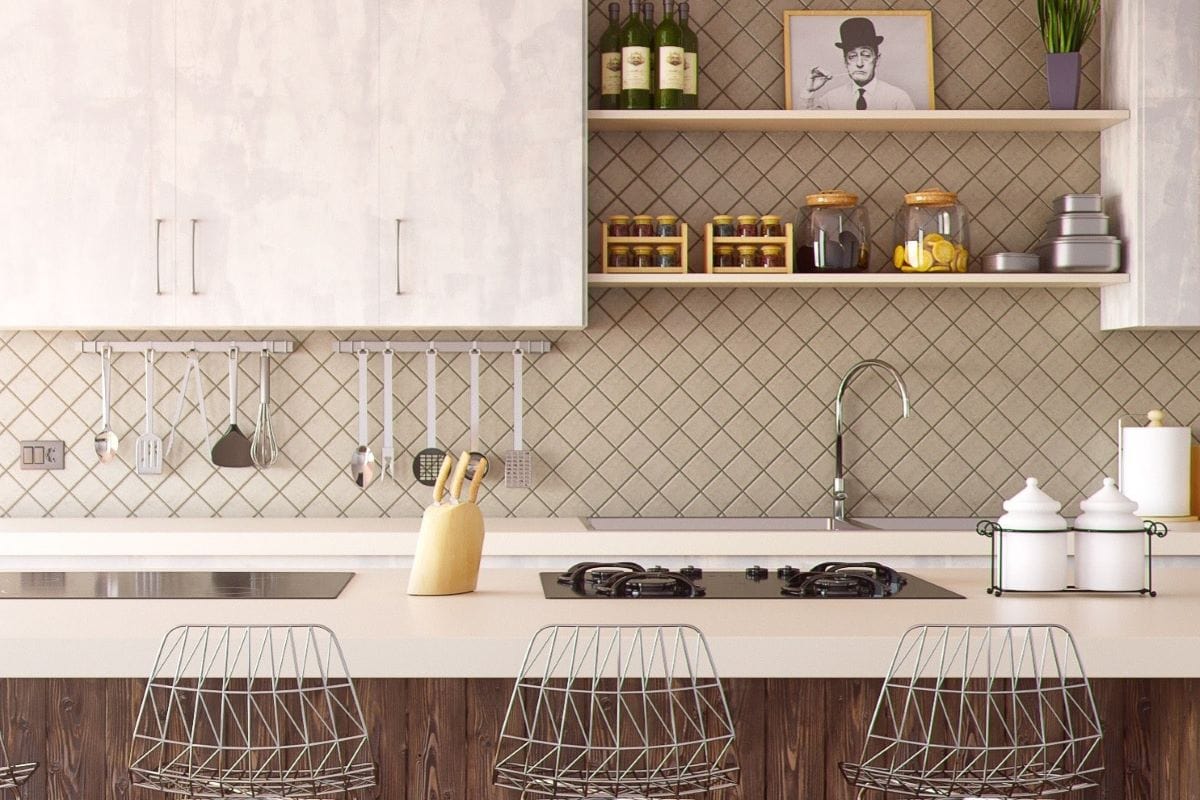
0;679;1191;799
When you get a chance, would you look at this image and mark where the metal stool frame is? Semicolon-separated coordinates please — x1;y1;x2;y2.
128;624;376;799
493;624;739;799
841;624;1104;799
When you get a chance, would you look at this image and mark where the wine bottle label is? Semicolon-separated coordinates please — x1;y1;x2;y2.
601;52;622;95
658;45;685;91
684;52;698;94
622;46;651;91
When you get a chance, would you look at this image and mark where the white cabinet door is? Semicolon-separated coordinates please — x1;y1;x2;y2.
380;0;587;329
0;0;173;329
172;1;380;329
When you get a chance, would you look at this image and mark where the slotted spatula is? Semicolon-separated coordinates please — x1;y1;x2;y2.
504;347;533;488
135;350;164;475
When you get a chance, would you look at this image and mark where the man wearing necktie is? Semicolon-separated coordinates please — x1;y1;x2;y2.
804;18;916;111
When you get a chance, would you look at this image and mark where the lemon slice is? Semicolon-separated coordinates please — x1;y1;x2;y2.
922;233;944;246
928;265;951;273
918;249;934;270
893;244;906;269
931;240;956;265
955;250;968;272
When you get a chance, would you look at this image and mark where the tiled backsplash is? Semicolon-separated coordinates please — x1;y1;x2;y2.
3;1;1168;521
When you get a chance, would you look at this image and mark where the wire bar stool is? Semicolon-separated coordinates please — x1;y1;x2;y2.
840;624;1104;799
0;734;37;798
493;624;739;799
128;624;376;799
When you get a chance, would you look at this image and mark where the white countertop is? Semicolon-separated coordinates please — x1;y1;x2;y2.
2;568;1197;679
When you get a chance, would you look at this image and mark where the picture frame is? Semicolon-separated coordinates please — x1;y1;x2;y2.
783;10;935;111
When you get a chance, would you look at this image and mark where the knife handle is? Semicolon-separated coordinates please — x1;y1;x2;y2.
467;457;488;504
449;451;471;501
432;454;455;503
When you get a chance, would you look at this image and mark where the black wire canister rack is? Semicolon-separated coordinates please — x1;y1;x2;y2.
976;520;1168;597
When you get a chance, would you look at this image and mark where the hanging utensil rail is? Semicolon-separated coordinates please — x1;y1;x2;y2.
332;340;550;354
80;340;295;355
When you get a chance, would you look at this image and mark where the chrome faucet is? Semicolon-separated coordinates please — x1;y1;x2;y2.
832;359;910;529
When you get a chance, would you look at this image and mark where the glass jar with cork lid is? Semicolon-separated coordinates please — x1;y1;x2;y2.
795;190;869;272
893;189;971;273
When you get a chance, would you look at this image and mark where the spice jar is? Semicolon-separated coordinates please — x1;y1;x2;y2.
712;215;736;237
760;245;785;268
654;245;679;268
736;215;759;237
759;215;783;237
714;245;736;267
632;245;654;267
631;215;655;237
795;190;869;273
654;215;679;237
608;215;631;237
736;245;758;268
893;189;971;273
608;246;631;268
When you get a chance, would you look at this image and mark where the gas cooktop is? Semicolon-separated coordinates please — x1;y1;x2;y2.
542;562;963;600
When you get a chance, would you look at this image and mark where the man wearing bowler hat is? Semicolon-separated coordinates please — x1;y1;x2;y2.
805;17;916;110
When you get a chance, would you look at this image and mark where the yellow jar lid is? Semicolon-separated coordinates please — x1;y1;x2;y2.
715;245;735;254
610;246;630;254
631;214;654;223
806;190;858;207
713;214;734;224
736;245;758;254
655;214;678;224
632;245;655;255
609;214;631;223
904;188;958;206
654;245;679;254
736;215;758;225
760;246;783;256
759;214;782;224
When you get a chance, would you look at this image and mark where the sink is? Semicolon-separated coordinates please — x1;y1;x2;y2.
584;517;981;532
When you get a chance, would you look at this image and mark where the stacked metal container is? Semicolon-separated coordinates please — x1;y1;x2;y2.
1034;193;1122;272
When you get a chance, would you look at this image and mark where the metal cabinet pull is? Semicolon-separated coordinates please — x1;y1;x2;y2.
190;219;199;295
154;219;164;295
395;218;403;295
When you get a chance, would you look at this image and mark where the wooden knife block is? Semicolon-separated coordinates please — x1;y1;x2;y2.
407;500;485;596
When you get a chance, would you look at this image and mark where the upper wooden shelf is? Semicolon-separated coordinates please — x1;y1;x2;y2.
587;109;1131;134
589;272;1130;289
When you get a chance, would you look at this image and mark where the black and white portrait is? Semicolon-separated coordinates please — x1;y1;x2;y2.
784;11;934;111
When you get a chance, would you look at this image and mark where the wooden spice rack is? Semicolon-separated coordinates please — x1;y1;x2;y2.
704;223;794;274
601;223;689;274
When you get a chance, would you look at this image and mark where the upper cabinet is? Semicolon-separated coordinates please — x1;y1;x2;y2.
0;0;586;330
0;0;173;328
378;0;586;329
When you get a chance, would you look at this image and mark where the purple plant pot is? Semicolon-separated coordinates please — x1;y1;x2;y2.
1045;51;1082;110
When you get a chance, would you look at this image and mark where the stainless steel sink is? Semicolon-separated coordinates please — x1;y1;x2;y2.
585;517;981;532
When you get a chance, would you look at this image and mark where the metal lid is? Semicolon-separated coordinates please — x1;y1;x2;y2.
609;214;631;223
735;215;758;224
632;245;654;254
713;214;734;224
631;214;653;223
655;214;678;223
806;190;858;207
904;188;958;206
654;245;678;253
760;246;783;255
759;214;782;223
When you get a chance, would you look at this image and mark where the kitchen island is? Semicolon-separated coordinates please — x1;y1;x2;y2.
0;568;1196;798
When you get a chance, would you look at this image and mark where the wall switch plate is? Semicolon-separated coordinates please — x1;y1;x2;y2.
20;440;65;470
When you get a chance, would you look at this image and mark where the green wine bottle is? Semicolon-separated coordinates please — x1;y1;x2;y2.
654;0;684;109
619;0;652;109
679;2;699;109
642;3;657;107
599;2;622;109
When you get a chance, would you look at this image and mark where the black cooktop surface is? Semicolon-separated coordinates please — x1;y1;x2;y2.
0;571;355;599
542;562;963;600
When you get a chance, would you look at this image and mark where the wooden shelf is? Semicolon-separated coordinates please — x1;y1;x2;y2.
588;272;1130;289
588;109;1130;134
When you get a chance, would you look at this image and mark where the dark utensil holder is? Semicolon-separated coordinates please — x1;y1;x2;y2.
976;519;1168;597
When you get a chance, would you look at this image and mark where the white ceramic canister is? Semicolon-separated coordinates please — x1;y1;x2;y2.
1119;410;1191;517
1073;477;1145;591
996;477;1069;591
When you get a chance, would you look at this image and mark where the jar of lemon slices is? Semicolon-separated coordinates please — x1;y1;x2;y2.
893;189;971;273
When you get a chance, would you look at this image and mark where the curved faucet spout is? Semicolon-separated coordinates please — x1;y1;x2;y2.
833;359;910;525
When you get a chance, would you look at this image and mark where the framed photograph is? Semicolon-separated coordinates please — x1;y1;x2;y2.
783;11;935;111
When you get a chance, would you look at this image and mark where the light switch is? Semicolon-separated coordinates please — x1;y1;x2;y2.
20;440;65;470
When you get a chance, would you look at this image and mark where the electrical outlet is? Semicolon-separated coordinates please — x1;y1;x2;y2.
20;440;65;471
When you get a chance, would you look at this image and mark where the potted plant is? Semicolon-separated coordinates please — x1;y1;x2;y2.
1038;0;1101;109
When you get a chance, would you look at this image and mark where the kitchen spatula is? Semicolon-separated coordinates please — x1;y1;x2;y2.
211;348;254;468
504;347;533;488
135;349;164;475
413;348;446;486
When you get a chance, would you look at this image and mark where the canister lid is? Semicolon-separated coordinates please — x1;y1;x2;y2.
806;190;858;207
759;214;782;224
632;214;653;223
736;215;758;224
905;188;958;206
655;214;678;224
713;214;734;224
609;214;631;223
997;477;1067;531
1074;477;1142;531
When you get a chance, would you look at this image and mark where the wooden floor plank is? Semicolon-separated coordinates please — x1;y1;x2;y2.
47;678;105;800
356;678;407;800
407;679;466;800
824;679;878;800
720;678;764;800
465;678;510;800
0;679;47;800
765;678;826;800
103;679;139;800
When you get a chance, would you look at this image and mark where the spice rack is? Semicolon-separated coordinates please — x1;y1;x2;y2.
704;223;794;274
601;223;689;274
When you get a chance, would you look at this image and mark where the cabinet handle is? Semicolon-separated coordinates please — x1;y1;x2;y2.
154;219;164;296
190;219;199;295
395;218;403;295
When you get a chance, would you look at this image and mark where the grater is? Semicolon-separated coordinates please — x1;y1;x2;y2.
505;348;533;488
412;348;446;486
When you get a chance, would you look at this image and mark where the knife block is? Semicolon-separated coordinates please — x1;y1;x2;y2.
407;500;485;596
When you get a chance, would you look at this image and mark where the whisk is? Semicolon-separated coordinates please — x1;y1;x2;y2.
250;350;279;468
